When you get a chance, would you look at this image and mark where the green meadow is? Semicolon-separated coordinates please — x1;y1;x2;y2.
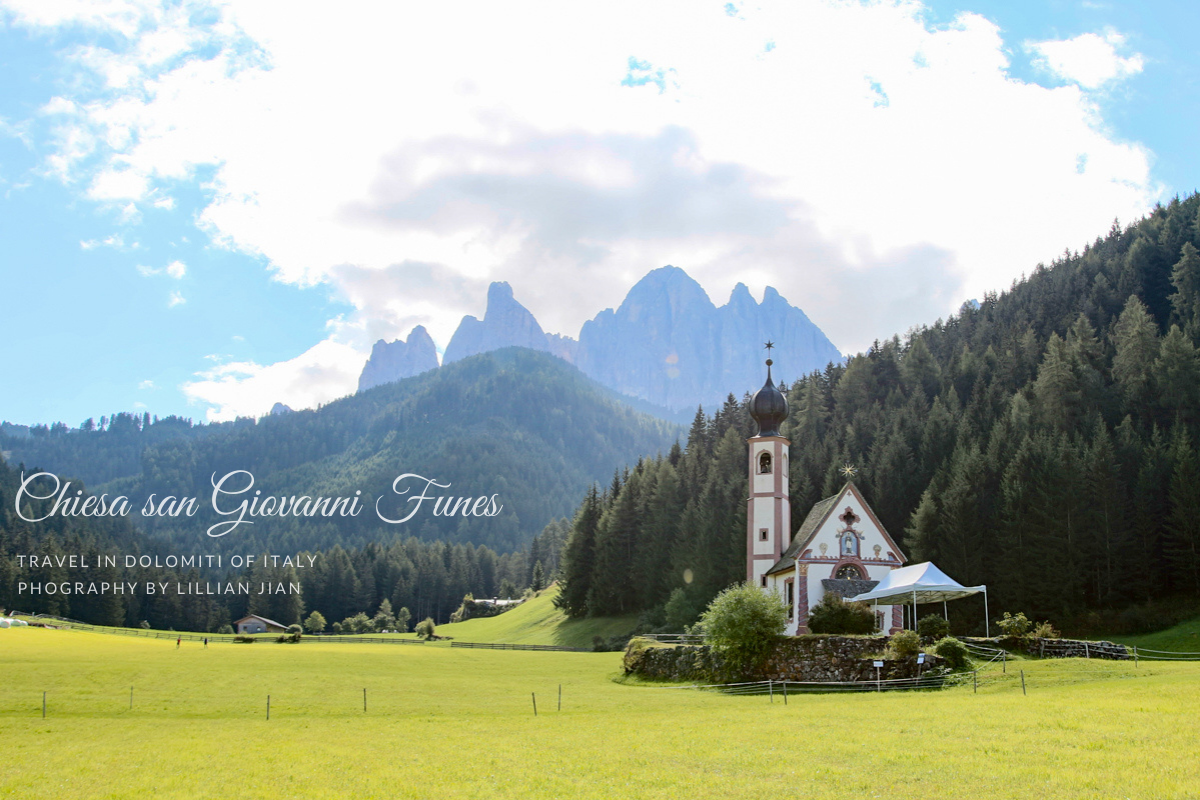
1107;614;1200;654
2;625;1199;800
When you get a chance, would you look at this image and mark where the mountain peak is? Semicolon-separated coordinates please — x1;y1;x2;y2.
443;282;550;364
486;281;516;311
357;325;441;392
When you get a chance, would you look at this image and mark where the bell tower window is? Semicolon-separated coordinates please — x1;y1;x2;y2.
759;451;772;474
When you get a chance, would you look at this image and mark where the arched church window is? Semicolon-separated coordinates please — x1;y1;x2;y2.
759;451;772;474
836;563;864;580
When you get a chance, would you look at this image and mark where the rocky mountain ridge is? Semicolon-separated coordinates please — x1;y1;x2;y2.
359;266;843;412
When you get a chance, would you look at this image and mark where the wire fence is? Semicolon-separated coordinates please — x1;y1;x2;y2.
11;612;425;645
656;675;952;695
451;641;587;652
1129;646;1200;662
638;633;705;645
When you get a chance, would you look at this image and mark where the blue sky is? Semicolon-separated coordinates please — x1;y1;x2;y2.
0;1;1195;426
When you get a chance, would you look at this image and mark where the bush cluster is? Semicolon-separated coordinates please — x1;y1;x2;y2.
885;629;921;659
932;636;970;671
699;582;788;678
917;614;950;641
807;594;877;635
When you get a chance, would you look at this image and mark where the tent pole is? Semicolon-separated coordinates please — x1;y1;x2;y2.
912;589;917;630
943;600;948;621
984;588;989;638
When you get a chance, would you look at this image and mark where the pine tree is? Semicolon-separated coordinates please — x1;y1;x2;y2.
555;486;601;617
1169;241;1200;338
1111;296;1160;412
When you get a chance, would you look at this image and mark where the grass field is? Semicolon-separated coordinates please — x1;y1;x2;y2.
1106;614;1200;654
3;626;1199;799
432;586;638;647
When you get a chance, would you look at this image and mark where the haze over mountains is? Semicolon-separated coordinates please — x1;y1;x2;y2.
359;266;843;412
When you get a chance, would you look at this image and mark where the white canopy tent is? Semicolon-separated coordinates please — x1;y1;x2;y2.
848;561;989;636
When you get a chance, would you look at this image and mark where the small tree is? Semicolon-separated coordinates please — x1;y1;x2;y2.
331;621;344;634
917;614;950;641
304;610;327;634
341;612;373;634
886;629;921;659
531;561;545;592
996;611;1032;637
395;607;412;633
807;594;877;635
415;617;436;639
498;579;517;599
373;599;397;631
664;587;704;632
699;582;788;678
450;594;474;624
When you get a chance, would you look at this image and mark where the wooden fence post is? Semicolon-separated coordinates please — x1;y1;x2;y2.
1020;670;1026;696
532;692;537;717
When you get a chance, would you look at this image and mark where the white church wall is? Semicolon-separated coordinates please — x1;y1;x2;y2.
751;497;777;555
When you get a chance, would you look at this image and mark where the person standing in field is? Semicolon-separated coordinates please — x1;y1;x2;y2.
176;637;181;648
203;637;208;648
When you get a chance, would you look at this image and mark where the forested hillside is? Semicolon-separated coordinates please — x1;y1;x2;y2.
0;448;571;629
559;194;1200;634
1;348;679;554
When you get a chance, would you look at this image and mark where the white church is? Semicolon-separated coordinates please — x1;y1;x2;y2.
746;352;906;635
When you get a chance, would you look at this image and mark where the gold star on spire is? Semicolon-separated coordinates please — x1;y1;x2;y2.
840;463;858;479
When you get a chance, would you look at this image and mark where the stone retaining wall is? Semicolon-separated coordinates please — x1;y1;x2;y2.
963;636;1130;660
624;634;944;682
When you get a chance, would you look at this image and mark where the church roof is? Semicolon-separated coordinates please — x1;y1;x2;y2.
765;481;906;576
749;359;789;438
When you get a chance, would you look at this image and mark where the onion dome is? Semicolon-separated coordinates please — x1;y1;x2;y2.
750;358;789;437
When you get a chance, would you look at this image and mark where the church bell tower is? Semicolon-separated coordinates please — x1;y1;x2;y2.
746;344;791;587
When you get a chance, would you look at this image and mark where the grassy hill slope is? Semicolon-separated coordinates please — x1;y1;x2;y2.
1106;614;1200;653
435;584;638;648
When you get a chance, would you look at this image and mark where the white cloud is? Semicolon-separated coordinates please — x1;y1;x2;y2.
8;0;1164;416
167;290;185;307
136;258;186;278
1029;31;1144;90
81;234;125;249
181;338;365;421
138;379;156;389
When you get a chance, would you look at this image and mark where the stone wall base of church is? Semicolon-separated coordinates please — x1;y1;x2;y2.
624;635;944;683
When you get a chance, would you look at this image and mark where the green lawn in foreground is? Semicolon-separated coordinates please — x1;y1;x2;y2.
432;584;638;647
2;626;1198;800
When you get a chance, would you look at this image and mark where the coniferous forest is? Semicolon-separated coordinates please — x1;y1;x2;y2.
558;193;1200;636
